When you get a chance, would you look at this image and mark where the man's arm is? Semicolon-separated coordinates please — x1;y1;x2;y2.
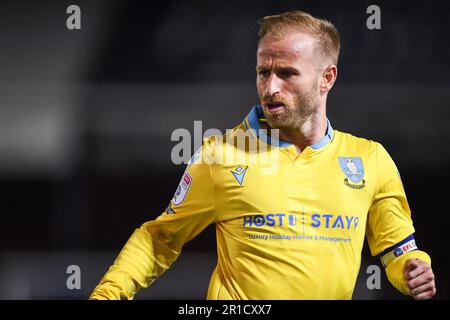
90;144;216;300
89;226;180;300
383;247;435;299
366;143;436;299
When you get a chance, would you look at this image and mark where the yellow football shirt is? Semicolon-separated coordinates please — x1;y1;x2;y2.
90;105;431;300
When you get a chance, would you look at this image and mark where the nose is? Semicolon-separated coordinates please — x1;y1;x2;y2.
264;74;281;96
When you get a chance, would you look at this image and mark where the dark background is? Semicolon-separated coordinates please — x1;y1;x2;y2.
0;0;449;299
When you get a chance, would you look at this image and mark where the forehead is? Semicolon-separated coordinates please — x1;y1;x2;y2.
257;32;318;64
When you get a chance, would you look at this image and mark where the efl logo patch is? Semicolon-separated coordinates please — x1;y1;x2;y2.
338;157;366;189
381;237;417;267
172;170;192;205
393;248;404;257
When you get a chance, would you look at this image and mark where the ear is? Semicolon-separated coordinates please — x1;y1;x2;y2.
319;65;338;93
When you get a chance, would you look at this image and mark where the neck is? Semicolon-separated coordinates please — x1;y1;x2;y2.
278;113;328;153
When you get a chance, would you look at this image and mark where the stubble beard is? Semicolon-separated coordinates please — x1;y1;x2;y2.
262;86;319;134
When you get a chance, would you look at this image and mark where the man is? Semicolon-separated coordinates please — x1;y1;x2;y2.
90;11;435;300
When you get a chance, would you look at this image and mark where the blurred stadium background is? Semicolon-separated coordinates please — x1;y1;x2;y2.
0;0;449;299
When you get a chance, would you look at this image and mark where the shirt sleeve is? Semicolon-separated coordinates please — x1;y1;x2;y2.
366;143;415;255
90;145;216;300
366;142;431;295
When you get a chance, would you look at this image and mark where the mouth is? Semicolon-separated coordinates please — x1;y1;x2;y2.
265;102;286;114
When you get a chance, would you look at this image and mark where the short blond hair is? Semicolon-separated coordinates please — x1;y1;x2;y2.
258;10;340;65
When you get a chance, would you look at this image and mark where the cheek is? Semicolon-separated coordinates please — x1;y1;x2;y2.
293;77;319;95
284;82;304;97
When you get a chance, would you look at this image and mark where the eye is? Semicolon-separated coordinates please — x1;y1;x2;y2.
257;69;270;77
278;69;297;78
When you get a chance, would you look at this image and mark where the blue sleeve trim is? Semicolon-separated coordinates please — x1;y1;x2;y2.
379;234;418;267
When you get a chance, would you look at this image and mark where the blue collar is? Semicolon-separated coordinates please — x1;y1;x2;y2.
243;105;334;149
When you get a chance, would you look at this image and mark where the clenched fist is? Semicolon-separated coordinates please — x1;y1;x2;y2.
403;259;436;300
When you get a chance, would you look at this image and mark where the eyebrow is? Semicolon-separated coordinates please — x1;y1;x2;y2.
256;66;268;73
256;65;300;74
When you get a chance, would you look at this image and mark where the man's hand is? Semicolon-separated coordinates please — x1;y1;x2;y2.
403;258;436;300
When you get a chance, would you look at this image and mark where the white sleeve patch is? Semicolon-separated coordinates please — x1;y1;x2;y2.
381;238;417;267
171;170;193;205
